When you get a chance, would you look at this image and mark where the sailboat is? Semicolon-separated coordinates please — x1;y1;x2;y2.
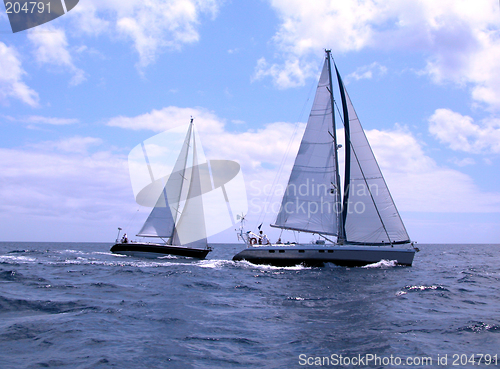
111;118;212;259
233;50;416;267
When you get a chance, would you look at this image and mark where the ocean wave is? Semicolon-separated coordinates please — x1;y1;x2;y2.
396;284;449;296
0;255;37;264
457;321;500;333
0;269;25;282
0;295;96;315
58;258;188;268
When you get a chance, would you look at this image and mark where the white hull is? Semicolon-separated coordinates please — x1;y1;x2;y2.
233;244;415;267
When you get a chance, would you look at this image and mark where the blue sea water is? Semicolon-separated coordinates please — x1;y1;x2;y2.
1;242;499;368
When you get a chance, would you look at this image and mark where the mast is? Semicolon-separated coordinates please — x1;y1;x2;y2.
325;50;345;243
335;64;350;242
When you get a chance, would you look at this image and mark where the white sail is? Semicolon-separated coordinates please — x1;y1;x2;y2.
273;60;339;236
336;67;410;244
137;121;198;242
135;188;176;238
172;129;208;247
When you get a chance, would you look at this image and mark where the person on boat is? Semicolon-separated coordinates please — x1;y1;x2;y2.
258;230;263;245
121;233;128;243
262;234;270;245
277;237;282;244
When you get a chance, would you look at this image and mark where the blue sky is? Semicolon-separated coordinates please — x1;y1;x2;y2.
1;0;500;243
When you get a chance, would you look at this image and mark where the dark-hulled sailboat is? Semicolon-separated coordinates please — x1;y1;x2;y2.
111;118;212;259
233;50;417;267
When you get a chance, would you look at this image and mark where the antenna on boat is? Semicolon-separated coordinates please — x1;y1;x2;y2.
116;227;122;243
235;213;248;242
236;213;246;228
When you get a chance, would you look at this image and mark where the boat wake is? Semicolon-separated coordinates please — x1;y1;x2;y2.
234;260;312;271
196;259;235;269
362;259;398;268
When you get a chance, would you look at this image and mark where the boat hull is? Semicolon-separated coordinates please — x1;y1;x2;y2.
110;242;211;259
232;245;415;267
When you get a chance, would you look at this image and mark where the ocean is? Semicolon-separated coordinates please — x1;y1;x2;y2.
1;242;499;368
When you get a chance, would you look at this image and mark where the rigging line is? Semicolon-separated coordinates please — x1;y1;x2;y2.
140;142;155;183
254;122;299;229
253;63;320;232
124;207;141;233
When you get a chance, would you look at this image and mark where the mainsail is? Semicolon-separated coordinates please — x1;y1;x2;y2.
273;60;339;236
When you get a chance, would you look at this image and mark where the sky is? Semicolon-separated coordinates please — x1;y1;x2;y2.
1;0;500;244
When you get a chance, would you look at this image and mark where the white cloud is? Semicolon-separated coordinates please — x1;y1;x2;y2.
28;25;86;85
429;108;500;153
260;0;500;108
108;106;500;216
269;0;376;55
2;106;500;242
30;136;104;154
107;106;224;133
346;62;387;82
22;116;79;125
0;146;132;241
364;127;500;213
107;105;303;174
73;0;220;69
450;157;476;167
253;56;316;89
0;42;39;107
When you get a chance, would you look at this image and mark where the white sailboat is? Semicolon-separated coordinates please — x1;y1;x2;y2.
233;50;417;267
111;118;212;259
